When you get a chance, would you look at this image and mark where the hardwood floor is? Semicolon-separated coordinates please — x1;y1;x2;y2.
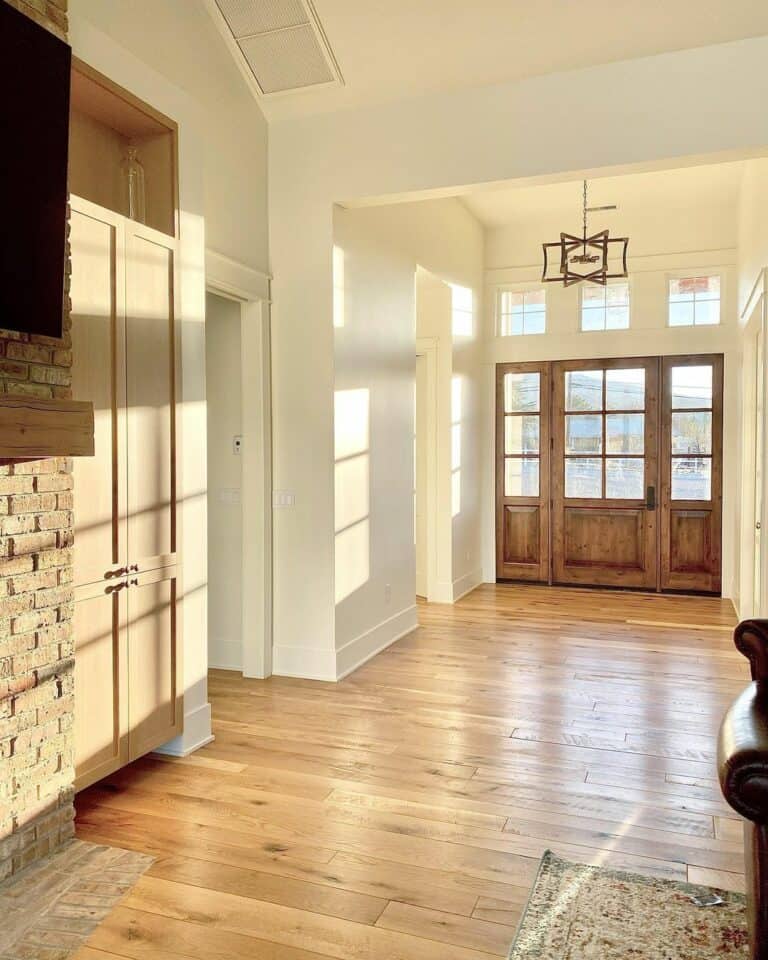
74;584;747;960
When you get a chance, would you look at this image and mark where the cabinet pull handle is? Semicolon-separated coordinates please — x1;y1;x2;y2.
129;578;139;587
106;567;127;579
129;563;139;572
105;582;126;594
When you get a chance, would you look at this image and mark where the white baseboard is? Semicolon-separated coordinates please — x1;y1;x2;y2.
272;644;338;681
431;580;455;604
154;701;214;757
453;569;483;602
208;638;242;673
335;604;419;680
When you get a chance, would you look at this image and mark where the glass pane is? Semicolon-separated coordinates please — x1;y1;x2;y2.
582;286;605;305
524;311;545;335
504;372;540;412
606;368;645;410
505;415;539;454
671;365;713;409
509;313;524;335
565;414;602;454
694;300;720;326
606;306;629;329
669;301;694;326
525;290;545;307
565;369;603;411
505;457;539;497
606;413;644;453
606;283;629;305
697;276;720;300
565;458;602;498
671;457;712;500
671;411;712;455
606;458;644;499
581;307;605;331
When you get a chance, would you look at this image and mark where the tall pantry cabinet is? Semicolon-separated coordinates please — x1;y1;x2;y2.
68;62;182;791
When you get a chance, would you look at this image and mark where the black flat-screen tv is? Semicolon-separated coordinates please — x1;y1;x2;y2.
0;2;71;340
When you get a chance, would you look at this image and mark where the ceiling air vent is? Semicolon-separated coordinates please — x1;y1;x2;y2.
208;0;343;97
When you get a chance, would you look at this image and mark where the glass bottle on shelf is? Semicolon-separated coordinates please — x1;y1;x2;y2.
120;143;146;224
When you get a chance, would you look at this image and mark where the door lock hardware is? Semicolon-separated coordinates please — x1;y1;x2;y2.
646;485;656;511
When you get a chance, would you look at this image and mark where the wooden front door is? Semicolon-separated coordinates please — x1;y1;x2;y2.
551;358;659;589
495;354;724;593
495;361;551;582
660;355;723;593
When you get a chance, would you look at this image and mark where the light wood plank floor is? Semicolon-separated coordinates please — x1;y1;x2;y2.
74;584;747;960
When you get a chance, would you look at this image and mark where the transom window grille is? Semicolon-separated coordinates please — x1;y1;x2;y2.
580;281;630;331
498;289;546;336
668;276;720;327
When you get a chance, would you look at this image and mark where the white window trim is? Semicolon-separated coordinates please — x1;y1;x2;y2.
665;270;722;329
496;285;547;337
579;278;632;333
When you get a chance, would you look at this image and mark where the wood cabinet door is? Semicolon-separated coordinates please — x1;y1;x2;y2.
660;355;723;593
551;357;660;589
127;565;182;759
74;579;128;791
70;198;128;587
125;223;177;574
495;362;550;582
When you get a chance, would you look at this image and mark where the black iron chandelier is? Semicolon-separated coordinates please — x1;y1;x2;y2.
542;180;629;287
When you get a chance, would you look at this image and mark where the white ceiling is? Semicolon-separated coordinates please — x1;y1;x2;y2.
255;0;768;118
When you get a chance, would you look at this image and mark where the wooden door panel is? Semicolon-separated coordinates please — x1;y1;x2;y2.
563;507;646;571
660;355;723;593
495;362;550;582
74;579;128;791
127;565;181;759
126;226;176;571
552;357;659;589
70;200;127;587
501;505;540;565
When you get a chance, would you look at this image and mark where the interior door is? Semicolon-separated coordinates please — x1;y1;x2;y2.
496;361;550;582
551;357;659;589
660;354;723;593
125;223;177;575
127;565;181;758
70;199;128;588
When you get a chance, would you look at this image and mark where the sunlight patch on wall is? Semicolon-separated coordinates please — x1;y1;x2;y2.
334;387;371;604
451;284;474;337
451;375;462;517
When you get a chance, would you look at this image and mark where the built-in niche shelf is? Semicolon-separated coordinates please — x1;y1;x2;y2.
0;396;94;461
69;59;178;238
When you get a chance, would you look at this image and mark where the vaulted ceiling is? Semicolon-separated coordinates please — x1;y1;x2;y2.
210;0;768;118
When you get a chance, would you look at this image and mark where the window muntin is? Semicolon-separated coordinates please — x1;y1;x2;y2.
669;365;714;501
503;371;541;496
498;289;546;336
668;276;720;327
580;282;630;331
563;367;645;500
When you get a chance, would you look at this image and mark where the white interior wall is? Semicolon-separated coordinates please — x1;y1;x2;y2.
286;198;483;681
205;293;242;671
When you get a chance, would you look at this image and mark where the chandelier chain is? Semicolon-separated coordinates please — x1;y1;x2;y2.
583;179;588;238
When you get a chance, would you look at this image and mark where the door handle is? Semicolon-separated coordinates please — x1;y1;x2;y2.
646;485;656;511
757;522;762;531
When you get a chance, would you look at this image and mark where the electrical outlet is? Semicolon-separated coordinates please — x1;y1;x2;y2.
384;583;392;603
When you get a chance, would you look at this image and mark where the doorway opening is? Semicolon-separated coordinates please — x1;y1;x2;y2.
496;354;723;593
205;292;243;670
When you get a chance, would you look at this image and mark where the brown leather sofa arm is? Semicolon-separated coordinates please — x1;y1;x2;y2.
718;620;768;823
718;619;768;960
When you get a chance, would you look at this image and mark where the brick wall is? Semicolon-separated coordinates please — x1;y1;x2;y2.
0;0;74;882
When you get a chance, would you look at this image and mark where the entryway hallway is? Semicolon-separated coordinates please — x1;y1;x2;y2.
75;585;746;960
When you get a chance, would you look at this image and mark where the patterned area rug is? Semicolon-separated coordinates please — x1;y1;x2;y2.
510;851;749;959
0;839;153;960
